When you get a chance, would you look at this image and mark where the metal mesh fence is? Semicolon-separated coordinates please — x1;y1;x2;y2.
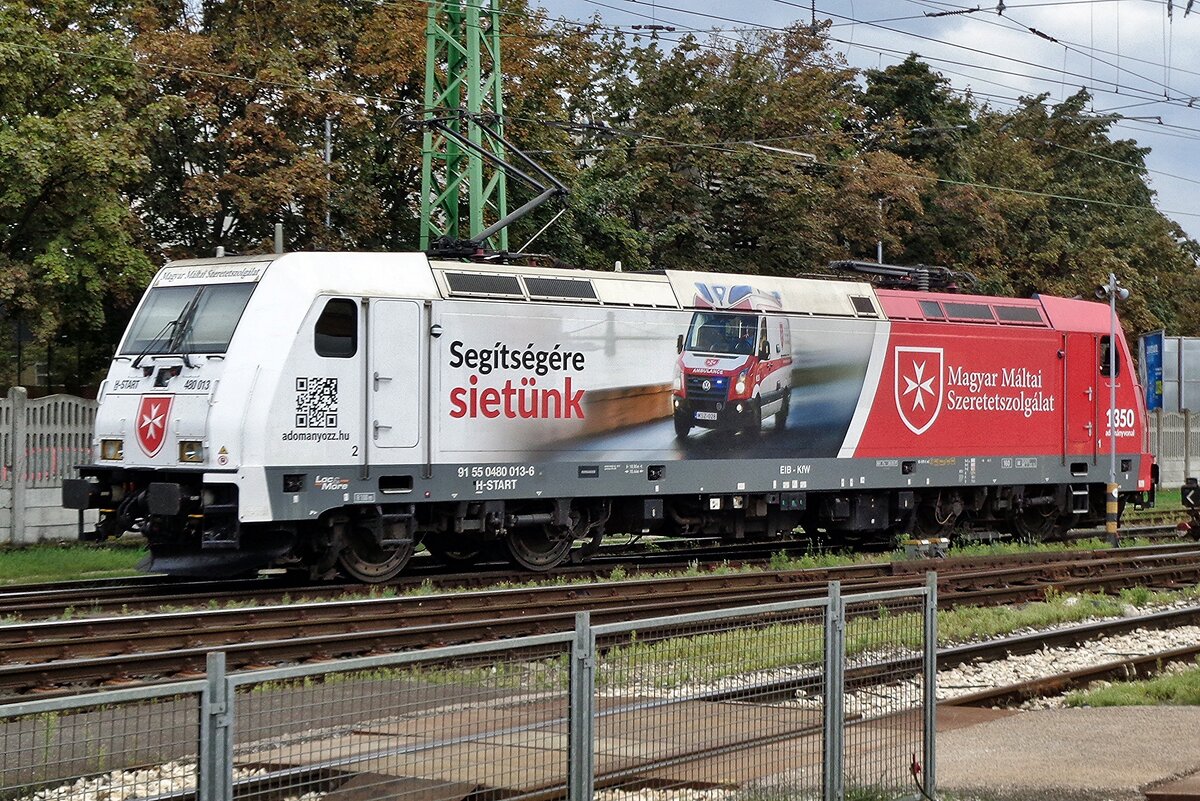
0;684;204;801
592;601;828;801
840;592;928;800
0;580;936;801
228;636;573;801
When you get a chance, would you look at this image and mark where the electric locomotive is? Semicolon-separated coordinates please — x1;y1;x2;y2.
63;253;1155;581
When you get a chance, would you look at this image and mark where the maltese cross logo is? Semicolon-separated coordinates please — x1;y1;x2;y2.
136;395;173;456
894;347;943;435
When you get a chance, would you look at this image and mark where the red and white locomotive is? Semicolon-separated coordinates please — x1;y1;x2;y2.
64;253;1155;581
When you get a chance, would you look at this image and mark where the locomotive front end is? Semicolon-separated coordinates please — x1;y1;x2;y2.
62;258;274;575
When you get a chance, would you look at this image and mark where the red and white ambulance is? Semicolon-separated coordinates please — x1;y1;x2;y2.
672;284;794;438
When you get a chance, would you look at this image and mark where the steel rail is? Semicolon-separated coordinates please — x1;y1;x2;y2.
3;545;1198;657
4;547;1200;697
0;526;1186;619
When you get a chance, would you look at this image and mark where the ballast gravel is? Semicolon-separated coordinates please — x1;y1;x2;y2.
18;762;323;801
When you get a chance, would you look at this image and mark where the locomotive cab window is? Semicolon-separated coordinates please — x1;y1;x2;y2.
1099;336;1120;376
121;282;256;356
314;298;358;358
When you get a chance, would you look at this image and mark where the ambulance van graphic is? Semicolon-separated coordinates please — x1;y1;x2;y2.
672;284;794;438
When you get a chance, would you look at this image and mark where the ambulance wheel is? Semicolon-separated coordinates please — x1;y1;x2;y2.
505;526;573;571
337;523;413;583
741;399;763;434
774;394;790;431
673;412;692;439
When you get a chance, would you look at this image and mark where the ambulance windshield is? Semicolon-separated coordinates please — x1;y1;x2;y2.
121;282;256;356
685;312;759;356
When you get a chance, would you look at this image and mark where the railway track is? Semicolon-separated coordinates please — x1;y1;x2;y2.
23;602;1200;801
3;541;1200;697
0;524;1187;621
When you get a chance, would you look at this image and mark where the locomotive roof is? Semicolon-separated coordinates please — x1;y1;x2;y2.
427;260;882;319
152;253;1117;333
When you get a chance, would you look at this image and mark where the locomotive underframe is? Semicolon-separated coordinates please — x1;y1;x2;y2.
65;457;1152;580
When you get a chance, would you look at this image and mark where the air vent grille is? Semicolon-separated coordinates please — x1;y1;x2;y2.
849;296;877;317
444;272;524;298
942;301;994;321
524;276;597;301
995;305;1044;324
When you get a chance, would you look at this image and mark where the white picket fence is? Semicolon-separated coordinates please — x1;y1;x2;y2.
0;390;1196;545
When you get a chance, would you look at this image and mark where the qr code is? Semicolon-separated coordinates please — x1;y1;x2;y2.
295;377;338;428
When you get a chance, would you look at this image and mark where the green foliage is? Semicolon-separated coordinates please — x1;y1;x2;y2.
0;544;145;585
3;3;1198;382
0;0;159;388
1066;660;1200;707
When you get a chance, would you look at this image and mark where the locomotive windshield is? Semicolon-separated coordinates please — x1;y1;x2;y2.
121;282;256;356
685;312;760;356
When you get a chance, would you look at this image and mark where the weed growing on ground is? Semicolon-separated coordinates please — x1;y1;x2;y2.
1066;659;1200;707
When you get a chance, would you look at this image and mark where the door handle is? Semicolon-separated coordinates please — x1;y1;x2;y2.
373;420;392;439
373;371;392;391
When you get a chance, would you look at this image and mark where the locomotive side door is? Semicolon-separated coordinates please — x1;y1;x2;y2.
368;299;422;452
1064;332;1099;460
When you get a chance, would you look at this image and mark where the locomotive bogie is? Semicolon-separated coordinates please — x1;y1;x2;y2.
64;253;1156;581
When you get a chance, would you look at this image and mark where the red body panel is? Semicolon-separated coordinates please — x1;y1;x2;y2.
859;291;1152;489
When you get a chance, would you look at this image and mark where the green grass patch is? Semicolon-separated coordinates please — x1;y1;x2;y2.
939;584;1200;643
0;544;146;585
1066;660;1200;707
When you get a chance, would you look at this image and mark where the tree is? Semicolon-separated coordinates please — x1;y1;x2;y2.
964;92;1200;335
0;0;157;390
861;54;974;179
130;0;386;256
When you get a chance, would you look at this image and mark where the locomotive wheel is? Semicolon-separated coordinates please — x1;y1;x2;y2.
1011;506;1057;542
337;524;413;583
425;538;484;567
913;505;955;538
505;526;573;571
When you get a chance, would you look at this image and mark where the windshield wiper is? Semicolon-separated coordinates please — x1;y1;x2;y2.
167;290;202;368
132;319;177;369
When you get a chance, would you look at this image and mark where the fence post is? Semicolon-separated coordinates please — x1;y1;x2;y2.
923;571;938;798
1154;408;1162;475
568;611;595;801
823;580;844;801
199;651;234;801
1186;410;1192;481
9;387;27;545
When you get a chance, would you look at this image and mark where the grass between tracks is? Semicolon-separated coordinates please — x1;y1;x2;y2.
249;583;1200;697
0;543;145;585
1066;659;1200;707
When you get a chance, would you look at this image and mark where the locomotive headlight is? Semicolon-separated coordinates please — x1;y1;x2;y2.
100;439;124;461
178;441;204;463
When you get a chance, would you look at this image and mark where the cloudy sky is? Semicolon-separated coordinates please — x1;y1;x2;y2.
533;0;1200;241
